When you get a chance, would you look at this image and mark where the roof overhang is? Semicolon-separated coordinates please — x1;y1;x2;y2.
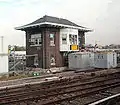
15;22;92;32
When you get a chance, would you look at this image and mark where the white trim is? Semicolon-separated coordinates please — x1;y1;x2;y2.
89;93;120;105
26;54;38;57
15;22;90;31
15;22;46;30
45;22;89;30
30;44;42;47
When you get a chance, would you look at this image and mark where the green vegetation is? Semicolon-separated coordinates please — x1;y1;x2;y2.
10;45;26;51
14;46;26;51
0;74;28;81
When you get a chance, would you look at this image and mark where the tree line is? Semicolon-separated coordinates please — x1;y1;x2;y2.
9;45;26;51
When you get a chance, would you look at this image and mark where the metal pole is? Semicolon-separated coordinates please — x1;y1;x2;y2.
0;36;4;52
14;45;15;71
22;55;24;71
43;31;45;68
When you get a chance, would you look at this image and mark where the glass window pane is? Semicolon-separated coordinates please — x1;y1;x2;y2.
50;33;55;46
62;34;67;44
30;34;42;46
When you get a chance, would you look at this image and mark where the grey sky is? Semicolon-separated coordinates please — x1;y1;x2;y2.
0;0;120;46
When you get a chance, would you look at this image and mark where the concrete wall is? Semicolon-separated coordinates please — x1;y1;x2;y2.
68;52;94;69
94;52;117;69
94;53;108;68
107;52;117;68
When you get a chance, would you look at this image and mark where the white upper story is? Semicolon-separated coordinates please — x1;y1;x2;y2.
60;28;79;51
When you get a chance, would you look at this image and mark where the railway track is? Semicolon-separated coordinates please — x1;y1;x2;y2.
0;72;119;96
88;93;120;105
0;71;120;105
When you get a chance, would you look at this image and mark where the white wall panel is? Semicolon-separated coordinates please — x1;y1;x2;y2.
0;37;8;73
60;28;78;51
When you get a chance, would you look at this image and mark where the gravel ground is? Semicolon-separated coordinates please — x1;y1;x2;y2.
0;68;119;89
59;86;120;105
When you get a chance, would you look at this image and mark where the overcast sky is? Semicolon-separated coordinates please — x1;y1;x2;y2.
0;0;120;46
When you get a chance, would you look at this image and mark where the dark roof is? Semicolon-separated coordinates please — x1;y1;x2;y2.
26;15;85;28
15;15;92;31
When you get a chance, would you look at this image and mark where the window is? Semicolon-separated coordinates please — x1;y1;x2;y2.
69;34;77;45
98;55;100;59
101;55;103;59
34;56;38;67
35;39;38;45
50;33;55;46
89;54;91;57
50;55;55;65
62;34;67;44
78;35;82;47
30;34;42;46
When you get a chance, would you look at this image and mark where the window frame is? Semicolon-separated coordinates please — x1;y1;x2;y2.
62;34;67;44
30;34;42;46
50;55;56;66
50;33;55;46
69;34;77;45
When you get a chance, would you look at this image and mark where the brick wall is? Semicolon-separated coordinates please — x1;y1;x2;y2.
26;27;64;69
26;28;43;68
44;28;63;69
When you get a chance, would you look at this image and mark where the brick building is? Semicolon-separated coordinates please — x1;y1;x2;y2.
15;15;91;69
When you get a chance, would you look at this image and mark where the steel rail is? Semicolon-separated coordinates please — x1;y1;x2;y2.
0;77;120;104
89;93;120;105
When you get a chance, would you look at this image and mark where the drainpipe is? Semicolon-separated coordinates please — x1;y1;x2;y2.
42;30;45;68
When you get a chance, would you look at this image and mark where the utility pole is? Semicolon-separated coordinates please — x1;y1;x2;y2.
22;55;24;71
13;45;15;71
0;36;4;53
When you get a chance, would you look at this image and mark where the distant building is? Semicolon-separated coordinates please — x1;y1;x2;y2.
15;15;91;69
